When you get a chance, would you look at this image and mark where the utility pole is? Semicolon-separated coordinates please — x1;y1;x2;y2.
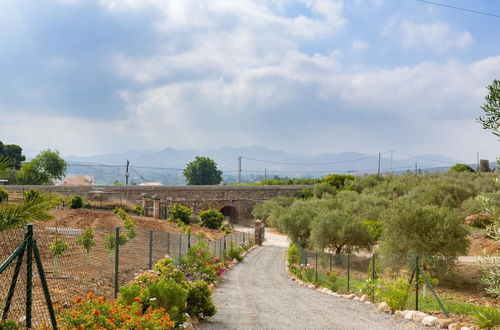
264;168;267;181
415;162;418;175
390;149;393;173
377;152;381;176
477;152;480;171
125;160;130;185
237;156;242;183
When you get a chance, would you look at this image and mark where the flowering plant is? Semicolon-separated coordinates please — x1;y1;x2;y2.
325;271;340;292
181;241;227;284
57;293;174;329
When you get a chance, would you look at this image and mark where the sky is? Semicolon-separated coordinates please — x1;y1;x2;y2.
0;0;499;162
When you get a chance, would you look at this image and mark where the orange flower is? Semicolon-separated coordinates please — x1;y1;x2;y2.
98;296;105;303
87;292;95;300
132;297;142;303
75;296;82;303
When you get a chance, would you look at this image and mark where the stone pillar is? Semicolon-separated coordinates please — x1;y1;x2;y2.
254;219;263;246
152;194;161;219
141;193;151;217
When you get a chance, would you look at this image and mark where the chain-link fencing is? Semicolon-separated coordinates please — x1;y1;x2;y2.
0;224;253;328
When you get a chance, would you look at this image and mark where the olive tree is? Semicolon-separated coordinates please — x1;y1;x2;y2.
183;156;222;185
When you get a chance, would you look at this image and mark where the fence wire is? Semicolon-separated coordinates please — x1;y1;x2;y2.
0;225;252;328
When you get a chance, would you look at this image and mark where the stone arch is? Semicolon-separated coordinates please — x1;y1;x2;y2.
219;205;239;224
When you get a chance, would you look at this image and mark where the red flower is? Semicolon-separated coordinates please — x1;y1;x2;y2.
133;297;142;303
94;310;100;316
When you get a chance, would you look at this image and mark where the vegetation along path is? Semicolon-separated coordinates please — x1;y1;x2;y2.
201;231;421;330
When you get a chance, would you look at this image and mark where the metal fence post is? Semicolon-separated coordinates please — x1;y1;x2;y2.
26;224;34;329
114;227;120;298
224;236;227;252
347;253;351;292
329;253;332;271
315;251;318;283
371;254;376;302
415;255;419;311
148;230;153;270
188;234;191;249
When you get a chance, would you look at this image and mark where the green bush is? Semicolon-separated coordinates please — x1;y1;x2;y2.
449;164;475;173
104;233;128;253
313;182;336;198
181;241;226;284
287;243;300;265
473;306;500;329
168;204;192;225
379;273;410;311
0;320;20;329
23;188;41;201
0;187;9;202
69;195;84;209
140;278;188;311
199;208;224;229
118;283;142;305
357;277;380;297
76;227;95;264
225;243;244;262
325;271;340;292
50;237;69;276
295;188;313;200
134;205;144;215
186;281;216;319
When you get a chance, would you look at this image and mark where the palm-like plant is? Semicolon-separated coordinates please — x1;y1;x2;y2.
0;156;59;232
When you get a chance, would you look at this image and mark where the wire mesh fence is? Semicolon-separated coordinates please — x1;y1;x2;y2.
0;224;253;328
297;247;499;317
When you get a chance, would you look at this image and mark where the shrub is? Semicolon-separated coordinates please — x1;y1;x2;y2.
181;241;226;284
50;237;68;276
199;209;224;229
118;283;142;306
153;258;186;283
0;320;20;330
313;182;336;198
134;205;144;215
479;256;500;299
58;294;174;329
449;164;475;173
113;207;136;239
23;188;41;201
220;224;232;235
295;188;313;200
357;277;380;297
186;281;216;319
473;306;500;329
168;204;192;225
0;187;9;202
140;278;188;312
104;233;128;254
76;227;95;264
379;273;410;311
325;271;340;292
287;243;300;265
69;195;83;209
225;243;244;262
465;211;494;228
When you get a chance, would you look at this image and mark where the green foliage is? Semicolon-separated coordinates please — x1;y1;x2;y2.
322;174;355;189
104;233;128;253
287;243;300;265
362;219;383;241
17;149;67;185
449;163;475;173
0;320;20;330
311;210;374;254
380;201;469;258
186;281;216;319
280;200;319;248
183;156;223;185
118;283;142;306
479;257;500;299
113;207;136;239
477;79;500;139
473;306;500;329
379;273;410;311
199;208;224;229
357;277;380;297
312;182;336;198
153;258;186;283
69;195;84;209
181;241;227;283
140;278;188;312
0;187;8;202
76;227;95;255
50;237;69;257
0;142;26;170
0;192;59;231
225;243;244;262
168;204;192;225
295;188;313;199
23;188;41;201
134;205;144;215
325;271;340;292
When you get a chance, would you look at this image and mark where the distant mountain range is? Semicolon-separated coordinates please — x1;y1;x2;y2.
61;146;485;185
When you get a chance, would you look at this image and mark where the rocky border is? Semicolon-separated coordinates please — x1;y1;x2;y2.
285;261;480;330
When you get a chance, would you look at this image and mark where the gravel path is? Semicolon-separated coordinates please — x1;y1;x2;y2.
201;242;423;330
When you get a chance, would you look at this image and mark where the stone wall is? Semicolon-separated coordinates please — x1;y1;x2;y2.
5;185;309;225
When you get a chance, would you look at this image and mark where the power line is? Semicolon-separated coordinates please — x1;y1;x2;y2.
241;152;388;166
413;0;500;18
392;150;457;165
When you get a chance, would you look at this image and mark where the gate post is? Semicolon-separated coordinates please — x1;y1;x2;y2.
254;220;263;246
152;195;161;219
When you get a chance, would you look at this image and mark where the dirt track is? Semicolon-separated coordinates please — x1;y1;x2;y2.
201;233;422;330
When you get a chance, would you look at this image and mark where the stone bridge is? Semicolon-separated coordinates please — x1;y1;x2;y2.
4;185;310;225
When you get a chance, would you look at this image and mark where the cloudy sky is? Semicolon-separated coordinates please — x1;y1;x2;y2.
0;0;499;161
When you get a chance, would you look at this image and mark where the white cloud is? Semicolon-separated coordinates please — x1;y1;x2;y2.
351;39;368;51
384;19;473;53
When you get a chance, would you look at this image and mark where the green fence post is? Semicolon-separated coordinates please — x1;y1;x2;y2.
188;234;191;249
347;253;351;292
148;230;153;270
2;241;26;322
315;251;318;283
26;224;33;329
415;255;419;311
114;227;120;298
224;236;227;252
219;239;222;257
329;253;332;271
33;239;57;329
371;254;376;302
